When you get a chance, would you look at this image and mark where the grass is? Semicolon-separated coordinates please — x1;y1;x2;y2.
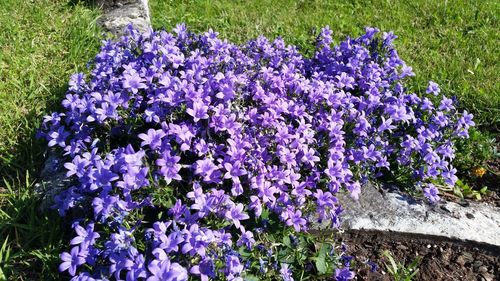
150;0;500;132
0;173;67;280
0;0;102;180
0;0;102;279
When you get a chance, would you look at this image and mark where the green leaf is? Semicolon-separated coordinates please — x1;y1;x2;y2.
480;186;488;194
474;192;481;200
282;235;291;248
315;243;329;274
243;274;260;281
383;250;399;276
238;246;251;257
453;186;464;199
260;208;269;220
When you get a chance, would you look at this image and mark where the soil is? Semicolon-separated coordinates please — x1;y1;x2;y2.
340;230;500;281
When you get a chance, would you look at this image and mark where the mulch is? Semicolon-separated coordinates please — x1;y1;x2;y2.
340;230;499;281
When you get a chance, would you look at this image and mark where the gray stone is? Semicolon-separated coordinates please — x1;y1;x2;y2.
34;153;71;211
335;183;500;247
96;0;151;37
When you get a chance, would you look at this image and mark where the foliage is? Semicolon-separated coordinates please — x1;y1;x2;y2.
452;179;488;201
453;128;494;172
38;23;470;279
0;1;102;279
382;250;420;281
149;0;500;203
0;1;495;280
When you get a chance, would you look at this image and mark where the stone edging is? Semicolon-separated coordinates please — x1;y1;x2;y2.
333;183;500;247
96;0;151;36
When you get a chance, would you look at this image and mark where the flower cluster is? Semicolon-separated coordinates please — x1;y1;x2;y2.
40;24;471;280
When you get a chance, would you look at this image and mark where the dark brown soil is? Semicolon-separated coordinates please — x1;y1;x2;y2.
340;230;500;281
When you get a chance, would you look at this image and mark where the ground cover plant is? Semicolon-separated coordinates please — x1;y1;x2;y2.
38;23;472;280
149;0;500;193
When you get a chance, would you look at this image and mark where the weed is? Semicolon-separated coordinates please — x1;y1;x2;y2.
383;250;421;281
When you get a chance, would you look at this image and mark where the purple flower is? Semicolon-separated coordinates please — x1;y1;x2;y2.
181;224;213;257
127;254;148;280
438;97;455;112
48;127;69;148
194;158;219;182
301;148;320;167
168;123;195;151
138;129;166;150
42;24;473;279
249;196;263;217
225;255;244;276
377;116;396;133
335;267;355;280
423;184;440;203
147;259;188;281
280;264;294;281
346;182;361;200
336;72;355;89
70;223;100;248
156;150;182;184
92;195;118;219
285;209;307;232
442;167;458;186
69;73;86;92
59;246;86;276
158;232;183;254
225;203;249;229
426;81;440;95
70;271;96;281
169;199;187;221
190;258;215;281
223;161;247;182
123;72;147;94
459;111;475;127
186;99;209;122
64;155;90;178
237;231;255;249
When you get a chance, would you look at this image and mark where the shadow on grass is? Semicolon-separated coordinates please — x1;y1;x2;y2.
0;84;69;183
0;85;73;280
0;172;70;279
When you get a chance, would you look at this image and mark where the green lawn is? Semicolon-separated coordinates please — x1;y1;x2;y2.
0;0;102;180
0;1;102;279
150;0;500;132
